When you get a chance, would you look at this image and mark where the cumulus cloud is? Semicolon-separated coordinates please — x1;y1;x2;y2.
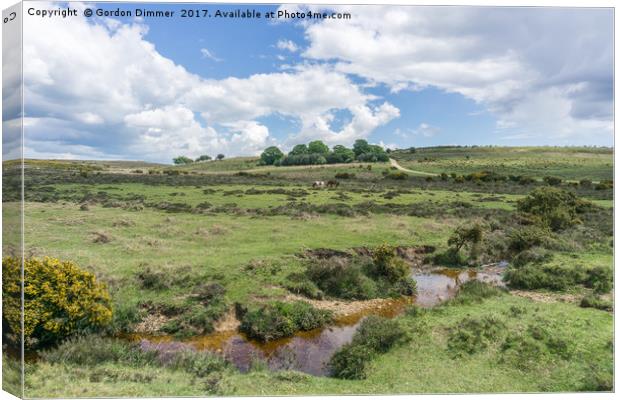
19;3;612;162
276;39;299;52
21;5;398;162
300;5;613;142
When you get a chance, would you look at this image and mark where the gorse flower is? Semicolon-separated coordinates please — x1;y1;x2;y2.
2;257;112;348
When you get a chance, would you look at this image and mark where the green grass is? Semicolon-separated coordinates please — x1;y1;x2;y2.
22;201;453;306
21;294;612;397
222;294;612;395
42;182;526;211
5;146;614;396
391;146;613;181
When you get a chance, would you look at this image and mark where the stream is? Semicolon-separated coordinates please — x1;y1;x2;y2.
138;266;505;376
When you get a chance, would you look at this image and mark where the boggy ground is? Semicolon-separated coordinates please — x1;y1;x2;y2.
2;146;614;397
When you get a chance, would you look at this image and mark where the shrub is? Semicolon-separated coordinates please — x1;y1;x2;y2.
511;247;553;268
507;225;549;253
285;273;324;300
595;180;613;190
136;266;170;290
2;257;112;348
238;301;333;342
504;263;587;291
447;281;504;305
369;244;410;284
335;172;355;179
579;179;592;188
584;267;613;294
328;344;374;379
385;171;407;180
543;176;563;186
500;323;574;368
41;335;156;366
580;294;612;311
328;316;409;379
166;349;229;377
448;316;505;357
447;223;483;253
517;187;592;231
306;258;378;300
352;316;410;353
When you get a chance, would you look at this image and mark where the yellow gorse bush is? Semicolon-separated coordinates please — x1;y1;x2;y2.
2;257;112;348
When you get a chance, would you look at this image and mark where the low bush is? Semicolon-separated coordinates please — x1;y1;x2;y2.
368;244;410;284
446;281;504;306
328;316;410;379
595;180;613;190
351;316;410;353
507;225;550;253
237;301;333;342
41;335;156;366
136;267;171;290
385;171;408;180
301;248;416;300
285;273;324;299
583;266;613;294
306;258;378;300
500;322;574;369
505;263;611;292
580;294;613;311
43;335;229;380
160;283;228;338
335;172;355;179
448;315;505;357
543;176;563;186
328;344;374;379
517;187;593;231
2;257;112;349
511;247;553;268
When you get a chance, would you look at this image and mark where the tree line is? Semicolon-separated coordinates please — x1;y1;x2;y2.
173;153;225;165
260;139;389;166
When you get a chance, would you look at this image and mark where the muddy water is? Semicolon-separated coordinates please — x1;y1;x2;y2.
138;267;504;376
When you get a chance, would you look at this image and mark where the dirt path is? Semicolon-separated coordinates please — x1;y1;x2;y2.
389;158;438;176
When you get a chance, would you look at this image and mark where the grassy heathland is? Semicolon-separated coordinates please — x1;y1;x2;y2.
1;146;613;397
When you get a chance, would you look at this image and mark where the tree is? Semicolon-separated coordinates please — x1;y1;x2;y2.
353;139;371;157
308;140;330;155
173;156;194;165
327;145;355;163
216;154;225;161
195;155;212;162
260;146;284;165
289;144;309;156
448;224;483;253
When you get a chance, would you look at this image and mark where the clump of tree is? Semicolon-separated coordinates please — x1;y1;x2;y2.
195;155;212;162
216;154;225;161
173;156;194;165
259;139;389;166
259;146;284;165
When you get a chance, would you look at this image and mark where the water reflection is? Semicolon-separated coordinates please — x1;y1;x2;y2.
138;267;504;376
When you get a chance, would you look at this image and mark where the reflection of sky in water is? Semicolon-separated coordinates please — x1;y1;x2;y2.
143;268;505;376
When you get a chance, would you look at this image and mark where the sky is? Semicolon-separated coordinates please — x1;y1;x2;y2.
4;2;614;163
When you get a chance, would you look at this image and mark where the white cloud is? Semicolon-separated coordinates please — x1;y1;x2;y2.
200;47;222;62
413;123;440;138
276;39;298;52
300;5;612;142
21;6;398;162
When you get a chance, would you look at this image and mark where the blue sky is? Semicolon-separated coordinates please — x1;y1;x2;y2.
10;2;613;162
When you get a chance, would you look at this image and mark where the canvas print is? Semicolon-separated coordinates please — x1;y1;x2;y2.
1;1;614;398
